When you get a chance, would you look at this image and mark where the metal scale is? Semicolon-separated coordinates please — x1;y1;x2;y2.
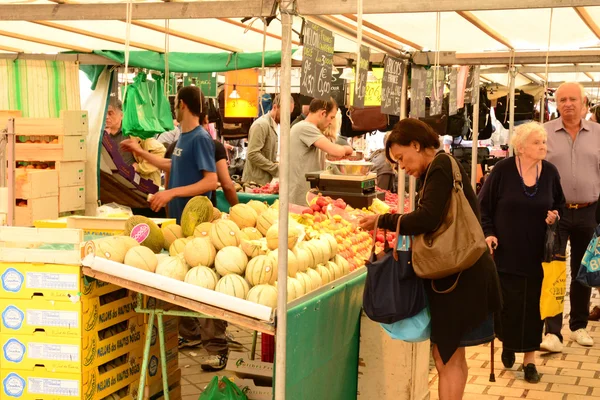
305;170;385;209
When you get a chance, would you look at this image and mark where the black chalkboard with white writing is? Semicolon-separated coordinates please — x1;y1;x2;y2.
380;56;404;116
300;21;335;101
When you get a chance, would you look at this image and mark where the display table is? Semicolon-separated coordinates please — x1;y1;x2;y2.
216;190;279;212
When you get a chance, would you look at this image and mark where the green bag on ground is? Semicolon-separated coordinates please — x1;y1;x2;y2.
199;376;248;400
122;73;164;139
151;73;175;131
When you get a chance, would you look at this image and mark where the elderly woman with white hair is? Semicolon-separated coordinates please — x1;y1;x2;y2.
479;122;565;383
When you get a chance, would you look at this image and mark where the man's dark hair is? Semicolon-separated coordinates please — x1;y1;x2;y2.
177;86;205;117
385;118;440;164
308;97;337;115
591;105;600;123
108;98;122;112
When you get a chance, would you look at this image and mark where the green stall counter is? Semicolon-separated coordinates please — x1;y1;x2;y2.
215;190;279;213
284;270;366;400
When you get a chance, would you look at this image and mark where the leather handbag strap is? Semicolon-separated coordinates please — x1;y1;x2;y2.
431;272;463;294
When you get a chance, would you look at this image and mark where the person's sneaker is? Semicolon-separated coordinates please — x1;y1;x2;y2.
201;353;228;372
501;349;515;369
571;329;594;347
540;334;563;353
524;364;541;383
178;337;203;349
589;306;600;321
225;332;244;350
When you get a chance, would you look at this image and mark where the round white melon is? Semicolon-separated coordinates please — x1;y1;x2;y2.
256;208;278;236
184;266;219;290
267;249;298;277
305;268;323;289
326;261;343;281
210;219;242;250
246;284;278;308
161;224;183;250
246;200;269;217
215;274;250;299
229;204;258;229
292;247;310;272
124;246;158;272
214;246;249;276
240;239;268;259
155;256;189;281
242;227;263;240
184;237;217;267
319;233;338;260
315;264;333;285
295;271;313;293
266;223;302;250
245;255;276;286
169;237;191;256
193;222;213;239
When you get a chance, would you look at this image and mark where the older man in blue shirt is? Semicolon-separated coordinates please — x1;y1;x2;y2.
540;82;600;352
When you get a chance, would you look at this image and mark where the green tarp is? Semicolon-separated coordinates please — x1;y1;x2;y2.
91;50;297;73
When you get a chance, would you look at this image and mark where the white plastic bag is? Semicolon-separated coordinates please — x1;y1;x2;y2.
96;202;133;218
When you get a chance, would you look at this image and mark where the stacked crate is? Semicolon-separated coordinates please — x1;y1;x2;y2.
0;227;143;400
1;110;87;225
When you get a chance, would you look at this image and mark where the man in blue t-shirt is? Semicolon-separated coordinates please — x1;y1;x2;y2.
121;86;217;223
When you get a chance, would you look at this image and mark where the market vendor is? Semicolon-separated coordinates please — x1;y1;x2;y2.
242;94;294;186
104;99;136;166
121;85;217;222
289;97;354;206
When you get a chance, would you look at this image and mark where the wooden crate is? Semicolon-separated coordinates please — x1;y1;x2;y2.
0;110;22;119
0;226;82;264
15;196;59;227
59;186;85;212
15;169;59;199
56;160;86;187
1;110;88;136
16;135;86;161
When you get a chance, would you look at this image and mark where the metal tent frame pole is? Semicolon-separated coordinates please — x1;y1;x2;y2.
470;66;480;190
508;66;517;155
398;61;408;210
276;1;294;398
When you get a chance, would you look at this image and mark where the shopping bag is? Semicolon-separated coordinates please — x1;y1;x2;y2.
540;256;567;319
380;305;431;342
122;73;164;139
151;73;175;131
199;376;248;400
576;225;600;287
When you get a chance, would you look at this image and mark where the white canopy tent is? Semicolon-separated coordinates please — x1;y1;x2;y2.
1;2;600;399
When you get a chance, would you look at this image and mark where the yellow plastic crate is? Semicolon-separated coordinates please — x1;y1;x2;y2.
0;289;137;337
34;216;176;238
1;315;145;373
0;262;119;300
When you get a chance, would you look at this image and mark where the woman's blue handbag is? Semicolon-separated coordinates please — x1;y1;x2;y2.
380;306;431;342
576;224;600;287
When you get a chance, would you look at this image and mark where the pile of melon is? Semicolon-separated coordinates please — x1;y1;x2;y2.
93;197;353;309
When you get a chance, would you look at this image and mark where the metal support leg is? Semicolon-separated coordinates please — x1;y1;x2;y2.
250;330;258;360
137;311;155;400
157;313;170;400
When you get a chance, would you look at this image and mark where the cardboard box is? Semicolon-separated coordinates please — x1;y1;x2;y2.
141;368;181;399
15;196;59;227
225;351;273;386
56;161;85;188
15;169;59;199
144;334;178;387
0;315;144;374
0;262;119;300
0;350;142;400
59;186;85;212
0;289;137;337
146;315;179;348
228;377;273;400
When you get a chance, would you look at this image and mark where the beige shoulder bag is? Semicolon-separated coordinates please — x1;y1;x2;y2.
412;153;487;289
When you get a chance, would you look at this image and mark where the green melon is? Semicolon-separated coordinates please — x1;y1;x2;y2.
180;196;214;237
123;215;164;254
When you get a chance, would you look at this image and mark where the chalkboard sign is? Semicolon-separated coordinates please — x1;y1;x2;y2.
464;66;475;104
330;70;346;106
300;21;335;101
449;68;458;116
380;56;404;116
353;45;370;107
410;65;427;118
430;68;445;116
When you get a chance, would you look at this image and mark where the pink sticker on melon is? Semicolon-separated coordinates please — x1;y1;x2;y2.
130;223;150;243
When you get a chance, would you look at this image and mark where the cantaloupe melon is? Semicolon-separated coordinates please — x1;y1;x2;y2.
155;256;189;281
93;237;127;263
315;264;333;284
180;196;214;237
256;208;278;236
246;284;277;308
215;274;250;299
333;255;350;276
229;203;258;229
312;239;331;263
275;277;304;302
267;249;298;277
247;200;269;216
212;207;222;221
169;237;191;256
305;268;323;289
292;247;310;272
240;239;268;259
319;233;338;260
116;236;141;252
124;215;164;253
214;246;248;276
266;223;302;250
184;237;217;267
193;222;213;239
184;266;219;290
210;219;242;250
326;261;343;280
301;241;323;267
124;246;158;272
161;224;183;250
295;271;313;292
242;227;262;240
245;255;276;286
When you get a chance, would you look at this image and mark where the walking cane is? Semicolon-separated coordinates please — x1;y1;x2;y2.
489;334;496;382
